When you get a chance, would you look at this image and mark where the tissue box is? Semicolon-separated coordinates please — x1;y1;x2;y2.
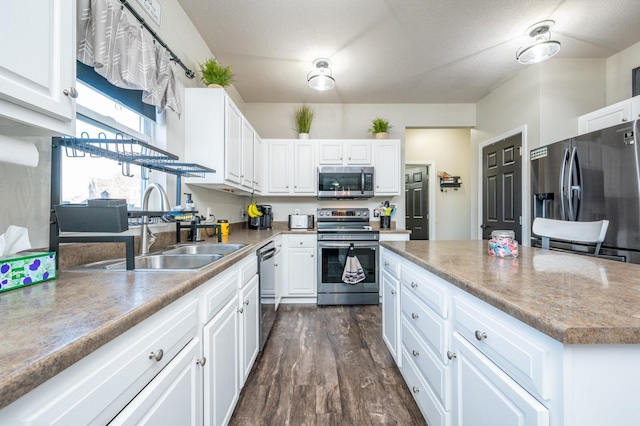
0;252;56;293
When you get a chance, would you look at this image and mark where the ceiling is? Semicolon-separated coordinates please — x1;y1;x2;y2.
177;0;640;104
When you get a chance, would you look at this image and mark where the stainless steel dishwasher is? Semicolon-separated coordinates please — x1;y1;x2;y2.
257;241;277;351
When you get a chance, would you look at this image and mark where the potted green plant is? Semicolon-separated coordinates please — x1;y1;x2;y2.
198;58;235;88
293;105;316;139
368;117;393;139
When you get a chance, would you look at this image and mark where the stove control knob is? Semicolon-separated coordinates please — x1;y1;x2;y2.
363;211;368;216
356;211;361;216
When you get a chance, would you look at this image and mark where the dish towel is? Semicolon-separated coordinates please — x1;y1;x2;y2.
342;244;366;284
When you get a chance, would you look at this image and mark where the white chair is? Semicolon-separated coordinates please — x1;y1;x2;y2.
532;217;609;257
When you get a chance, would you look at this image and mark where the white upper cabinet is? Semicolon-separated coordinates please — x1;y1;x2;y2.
253;134;264;193
267;140;316;195
578;95;640;135
374;139;401;195
318;140;372;165
0;1;76;136
184;88;260;195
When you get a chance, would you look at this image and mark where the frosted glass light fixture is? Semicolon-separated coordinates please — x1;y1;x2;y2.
516;20;561;65
307;58;335;91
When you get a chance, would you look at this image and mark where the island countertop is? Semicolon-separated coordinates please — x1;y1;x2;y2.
381;240;640;345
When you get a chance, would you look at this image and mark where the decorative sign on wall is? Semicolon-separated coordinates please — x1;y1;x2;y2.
135;0;162;26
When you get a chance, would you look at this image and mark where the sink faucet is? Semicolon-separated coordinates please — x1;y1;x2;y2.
140;183;171;254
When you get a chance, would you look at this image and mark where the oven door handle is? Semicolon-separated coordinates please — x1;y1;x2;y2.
318;241;378;249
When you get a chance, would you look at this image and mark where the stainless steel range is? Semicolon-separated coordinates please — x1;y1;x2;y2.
317;207;379;305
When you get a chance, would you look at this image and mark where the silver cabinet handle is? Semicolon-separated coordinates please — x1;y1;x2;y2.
391;289;396;295
300;241;303;245
475;330;488;341
412;386;420;393
412;349;419;357
447;351;457;360
63;87;78;98
311;254;314;258
411;313;419;320
149;349;164;362
238;307;244;314
384;261;389;267
411;282;418;288
622;118;628;122
244;299;250;306
196;357;207;367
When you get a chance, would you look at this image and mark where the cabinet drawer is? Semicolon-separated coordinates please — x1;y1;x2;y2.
401;263;448;318
201;268;239;323
453;294;554;400
401;347;450;426
286;235;316;248
20;298;199;426
381;249;401;279
238;254;258;287
402;317;450;410
401;287;447;364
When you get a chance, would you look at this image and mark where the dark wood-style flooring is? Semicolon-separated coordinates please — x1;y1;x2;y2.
229;304;426;425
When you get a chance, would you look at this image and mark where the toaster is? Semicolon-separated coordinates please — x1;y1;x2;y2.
288;214;315;229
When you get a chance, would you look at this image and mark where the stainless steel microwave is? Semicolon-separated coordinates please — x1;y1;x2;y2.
317;166;374;199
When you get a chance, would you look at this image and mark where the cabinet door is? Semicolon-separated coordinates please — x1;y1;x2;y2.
267;140;292;193
274;248;284;308
241;120;255;189
346;141;372;164
382;270;400;365
578;99;632;135
253;134;264;193
293;142;316;193
239;275;260;386
287;248;317;295
109;338;203;426
318;141;344;164
451;333;549;426
203;295;240;426
225;98;243;184
0;0;76;134
375;140;401;195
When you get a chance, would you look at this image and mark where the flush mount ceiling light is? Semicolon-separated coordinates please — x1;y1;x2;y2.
516;20;561;65
307;58;335;91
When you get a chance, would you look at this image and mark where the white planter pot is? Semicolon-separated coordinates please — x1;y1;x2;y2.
298;133;310;139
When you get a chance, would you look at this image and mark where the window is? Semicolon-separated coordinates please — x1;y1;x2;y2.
61;79;158;208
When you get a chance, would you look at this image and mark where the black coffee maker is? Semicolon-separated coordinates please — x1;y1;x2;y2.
248;204;273;230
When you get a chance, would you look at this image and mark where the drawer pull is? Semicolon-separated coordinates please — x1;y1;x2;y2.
196;357;207;367
148;349;164;362
384;261;390;267
475;330;488;341
244;299;250;306
391;289;396;295
63;87;79;98
411;282;418;288
412;349;420;357
447;351;457;360
411;312;419;320
238;307;244;314
412;386;420;394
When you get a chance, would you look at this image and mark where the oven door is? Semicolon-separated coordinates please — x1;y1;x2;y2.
317;240;379;294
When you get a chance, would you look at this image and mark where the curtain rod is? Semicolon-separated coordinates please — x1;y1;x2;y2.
119;0;195;79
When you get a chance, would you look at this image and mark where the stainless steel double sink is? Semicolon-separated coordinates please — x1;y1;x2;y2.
73;243;247;271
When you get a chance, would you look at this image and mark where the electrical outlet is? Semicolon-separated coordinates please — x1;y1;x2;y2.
373;210;380;218
241;208;247;219
295;209;300;215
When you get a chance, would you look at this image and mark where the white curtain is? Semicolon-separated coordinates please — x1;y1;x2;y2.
77;0;181;117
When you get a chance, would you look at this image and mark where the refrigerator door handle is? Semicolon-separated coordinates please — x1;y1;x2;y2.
559;148;570;221
567;147;582;221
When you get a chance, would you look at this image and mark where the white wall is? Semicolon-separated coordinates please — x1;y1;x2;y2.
405;128;471;240
606;41;640;104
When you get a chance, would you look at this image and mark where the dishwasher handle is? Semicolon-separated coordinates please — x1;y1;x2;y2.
258;244;276;261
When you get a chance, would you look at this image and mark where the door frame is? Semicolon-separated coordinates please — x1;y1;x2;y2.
405;160;437;240
476;126;530;245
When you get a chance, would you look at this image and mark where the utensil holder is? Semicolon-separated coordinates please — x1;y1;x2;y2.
380;216;391;229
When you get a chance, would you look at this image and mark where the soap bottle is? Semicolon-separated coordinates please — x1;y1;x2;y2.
184;193;195;211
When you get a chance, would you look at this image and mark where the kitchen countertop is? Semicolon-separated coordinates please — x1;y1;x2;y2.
0;228;287;411
382;240;640;345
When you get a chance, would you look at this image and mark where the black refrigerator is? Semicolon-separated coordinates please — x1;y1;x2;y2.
530;119;640;263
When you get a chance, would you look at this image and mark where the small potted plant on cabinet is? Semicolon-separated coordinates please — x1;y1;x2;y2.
368;117;393;139
293;105;316;139
198;58;235;88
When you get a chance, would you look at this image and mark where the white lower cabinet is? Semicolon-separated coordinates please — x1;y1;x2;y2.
283;235;317;299
381;269;400;365
239;274;260;386
450;333;549;426
203;294;240;426
109;337;204;426
384;249;558;426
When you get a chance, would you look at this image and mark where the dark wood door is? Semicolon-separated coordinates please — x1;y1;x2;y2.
482;135;522;241
405;166;429;240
